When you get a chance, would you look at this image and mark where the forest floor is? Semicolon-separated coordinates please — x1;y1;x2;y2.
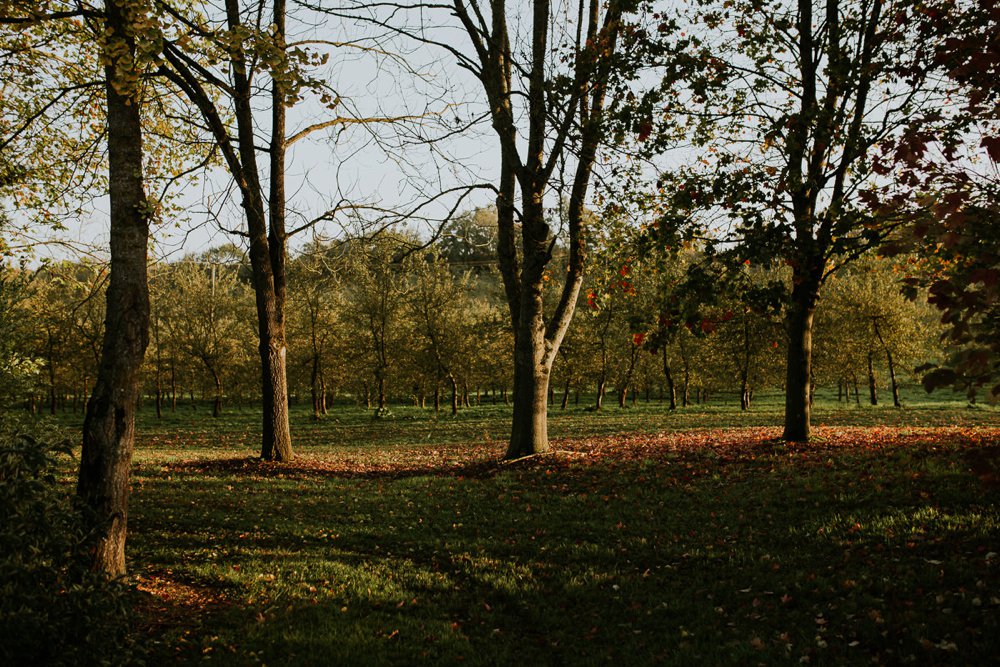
72;390;1000;664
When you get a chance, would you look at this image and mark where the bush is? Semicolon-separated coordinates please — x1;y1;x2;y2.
0;420;137;666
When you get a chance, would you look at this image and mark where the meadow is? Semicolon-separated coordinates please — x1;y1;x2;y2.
58;388;1000;664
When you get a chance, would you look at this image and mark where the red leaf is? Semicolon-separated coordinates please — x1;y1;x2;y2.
981;136;1000;162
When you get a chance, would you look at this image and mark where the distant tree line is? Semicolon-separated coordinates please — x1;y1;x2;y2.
0;215;944;417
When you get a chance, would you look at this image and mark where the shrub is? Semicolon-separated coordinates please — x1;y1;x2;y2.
0;420;136;666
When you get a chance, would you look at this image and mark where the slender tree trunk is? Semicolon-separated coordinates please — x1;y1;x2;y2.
663;353;677;410
311;350;322;420
873;319;901;407
76;5;150;576
208;366;223;418
450;374;459;415
595;376;606;410
560;377;570;410
155;369;162;419
867;352;878;405
154;317;162;419
46;331;57;416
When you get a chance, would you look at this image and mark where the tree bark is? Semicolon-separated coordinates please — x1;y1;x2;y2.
560;377;570;410
507;326;552;458
662;352;677;410
211;369;223;418
873;318;900;407
782;276;819;441
867;351;878;405
76;0;150;576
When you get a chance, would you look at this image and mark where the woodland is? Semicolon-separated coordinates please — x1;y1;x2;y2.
0;0;998;663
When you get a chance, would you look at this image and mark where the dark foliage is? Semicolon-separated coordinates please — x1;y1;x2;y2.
0;419;136;666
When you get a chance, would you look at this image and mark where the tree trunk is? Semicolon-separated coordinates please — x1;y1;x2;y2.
46;331;57;416
595;376;606;410
663;353;677;410
154;317;162;419
740;374;751;411
311;351;322;420
433;383;440;414
873;319;901;408
560;377;570;410
155;370;162;419
450;374;459;415
208;365;223;418
505;303;552;458
76;7;150;576
782;281;818;441
867;352;878;405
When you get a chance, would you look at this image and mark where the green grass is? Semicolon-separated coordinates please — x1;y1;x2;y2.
43;387;1000;664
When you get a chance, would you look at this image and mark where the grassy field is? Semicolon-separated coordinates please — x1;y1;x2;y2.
50;388;1000;664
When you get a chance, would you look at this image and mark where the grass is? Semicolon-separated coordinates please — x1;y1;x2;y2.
45;387;1000;664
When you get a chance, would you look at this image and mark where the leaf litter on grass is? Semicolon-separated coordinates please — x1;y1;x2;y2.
132;424;1000;665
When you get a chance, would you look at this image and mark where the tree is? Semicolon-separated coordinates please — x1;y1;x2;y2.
409;252;479;415
815;254;943;405
153;0;300;460
77;0;155;576
879;0;1000;400
343;235;413;413
325;0;638;456
0;265;39;401
286;245;345;419
160;259;253;417
652;0;948;439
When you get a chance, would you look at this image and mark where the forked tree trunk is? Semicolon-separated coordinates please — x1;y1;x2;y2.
595;376;606;410
76;6;150;576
